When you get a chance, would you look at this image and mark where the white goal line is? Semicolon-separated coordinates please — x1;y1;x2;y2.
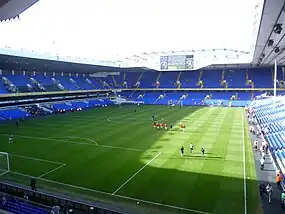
1;170;211;214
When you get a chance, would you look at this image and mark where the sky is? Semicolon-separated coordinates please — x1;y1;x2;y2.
0;0;263;61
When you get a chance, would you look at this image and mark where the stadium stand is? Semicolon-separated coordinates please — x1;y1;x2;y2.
251;96;285;182
0;108;31;120
0;182;124;214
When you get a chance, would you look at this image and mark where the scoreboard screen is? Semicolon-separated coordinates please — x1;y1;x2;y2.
160;55;194;70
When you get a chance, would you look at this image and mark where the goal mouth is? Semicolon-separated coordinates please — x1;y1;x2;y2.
0;152;10;176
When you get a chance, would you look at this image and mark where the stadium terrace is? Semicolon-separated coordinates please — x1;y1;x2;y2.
1;0;285;214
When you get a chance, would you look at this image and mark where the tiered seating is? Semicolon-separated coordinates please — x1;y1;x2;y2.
139;72;157;88
2;197;49;214
125;72;141;88
143;92;162;104
201;70;222;88
99;76;116;89
185;92;208;105
88;99;108;106
0;109;31;120
72;77;94;90
6;74;33;92
55;76;79;91
72;101;90;109
34;75;61;91
179;71;200;88
251;68;273;88
225;70;248;88
113;73;124;88
253;97;285;173
87;77;102;89
52;103;73;111
238;92;251;100
0;79;9;93
159;72;178;88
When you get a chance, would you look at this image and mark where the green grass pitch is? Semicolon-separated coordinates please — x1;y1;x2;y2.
0;105;259;214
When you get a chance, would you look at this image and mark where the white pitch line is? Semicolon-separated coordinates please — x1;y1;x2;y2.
10;154;64;165
112;152;161;195
5;170;210;214
99;144;144;152
8;171;112;196
37;164;66;178
0;171;9;177
241;109;247;214
0;134;144;153
67;136;98;145
114;194;212;214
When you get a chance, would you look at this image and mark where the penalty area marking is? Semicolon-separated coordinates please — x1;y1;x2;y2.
1;170;211;214
0;134;144;152
10;154;65;165
0;171;9;177
67;136;98;145
7;153;67;179
112;152;161;195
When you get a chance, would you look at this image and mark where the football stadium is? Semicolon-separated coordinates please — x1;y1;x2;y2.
0;0;285;213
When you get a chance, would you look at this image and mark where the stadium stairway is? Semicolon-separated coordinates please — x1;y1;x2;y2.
248;124;284;214
197;70;203;86
176;71;182;88
112;75;118;87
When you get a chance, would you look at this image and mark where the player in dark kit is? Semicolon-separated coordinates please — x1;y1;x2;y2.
181;146;184;156
190;143;194;153
152;115;155;121
201;148;205;156
170;125;173;130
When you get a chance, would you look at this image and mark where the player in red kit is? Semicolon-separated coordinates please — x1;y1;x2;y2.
164;123;168;130
180;124;185;132
156;123;160;129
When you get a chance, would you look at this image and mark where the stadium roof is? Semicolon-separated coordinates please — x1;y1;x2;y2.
0;0;39;21
253;0;285;66
0;0;264;69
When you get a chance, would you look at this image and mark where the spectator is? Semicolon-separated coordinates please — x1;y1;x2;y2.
0;195;6;208
281;192;285;208
266;183;273;203
259;145;264;155
260;157;265;170
30;177;37;191
259;183;266;197
51;205;60;214
276;173;282;189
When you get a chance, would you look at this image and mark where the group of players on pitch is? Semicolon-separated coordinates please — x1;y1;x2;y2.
180;144;205;157
151;115;205;157
152;121;186;132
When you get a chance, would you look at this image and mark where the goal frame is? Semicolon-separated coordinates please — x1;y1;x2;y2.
0;152;10;173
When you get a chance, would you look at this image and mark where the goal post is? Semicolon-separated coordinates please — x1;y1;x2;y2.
0;152;10;175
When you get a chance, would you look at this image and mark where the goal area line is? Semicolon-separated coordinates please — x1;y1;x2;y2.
0;170;211;214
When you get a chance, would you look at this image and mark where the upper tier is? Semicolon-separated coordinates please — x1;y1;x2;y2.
0;68;280;94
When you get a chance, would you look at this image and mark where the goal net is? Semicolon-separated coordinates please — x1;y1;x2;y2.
0;152;10;176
